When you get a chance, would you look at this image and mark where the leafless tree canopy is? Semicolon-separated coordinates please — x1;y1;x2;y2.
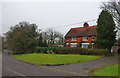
100;0;120;30
42;28;64;46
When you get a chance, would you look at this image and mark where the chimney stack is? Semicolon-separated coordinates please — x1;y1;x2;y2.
83;22;89;28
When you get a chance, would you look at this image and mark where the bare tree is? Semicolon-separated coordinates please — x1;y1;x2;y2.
42;28;63;46
100;0;120;30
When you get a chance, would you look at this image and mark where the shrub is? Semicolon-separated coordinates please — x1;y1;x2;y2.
57;47;89;54
10;51;25;55
57;47;108;55
48;47;58;53
88;49;108;55
35;47;42;53
36;47;108;55
57;47;70;54
35;47;58;53
42;47;48;53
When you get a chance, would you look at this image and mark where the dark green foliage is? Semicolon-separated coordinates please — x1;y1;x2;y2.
57;47;70;54
118;38;120;43
79;40;82;47
42;41;48;47
41;47;47;53
36;47;108;55
38;33;43;47
35;47;58;53
57;47;108;55
48;47;58;53
96;10;116;52
37;33;48;47
88;49;108;55
10;51;22;55
5;22;38;54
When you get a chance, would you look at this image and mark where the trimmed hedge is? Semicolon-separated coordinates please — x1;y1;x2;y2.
57;47;88;54
57;47;108;55
36;47;108;55
10;51;25;55
88;49;108;55
35;47;58;53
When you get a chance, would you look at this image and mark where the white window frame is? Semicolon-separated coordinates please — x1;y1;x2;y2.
91;43;94;49
70;43;77;47
92;36;95;41
66;43;69;47
71;37;77;41
82;43;89;49
82;36;88;41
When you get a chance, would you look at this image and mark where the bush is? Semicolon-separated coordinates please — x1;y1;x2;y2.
36;47;108;55
57;47;70;54
10;51;25;55
57;47;108;55
88;49;108;55
57;47;89;54
35;47;58;53
35;47;41;53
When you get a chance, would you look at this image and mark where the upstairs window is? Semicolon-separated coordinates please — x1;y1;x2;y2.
83;36;88;41
66;38;69;42
71;37;77;41
92;36;95;41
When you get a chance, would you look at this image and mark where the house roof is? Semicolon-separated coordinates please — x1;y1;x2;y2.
65;23;97;37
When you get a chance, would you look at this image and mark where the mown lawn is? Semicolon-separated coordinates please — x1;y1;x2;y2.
12;53;102;65
94;64;119;76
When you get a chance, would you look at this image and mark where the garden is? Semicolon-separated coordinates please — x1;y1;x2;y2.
11;47;108;65
12;53;102;65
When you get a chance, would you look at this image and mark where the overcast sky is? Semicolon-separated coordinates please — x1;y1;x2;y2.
1;0;112;36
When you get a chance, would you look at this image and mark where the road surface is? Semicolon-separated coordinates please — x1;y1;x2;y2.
0;53;2;78
3;54;78;77
2;51;118;77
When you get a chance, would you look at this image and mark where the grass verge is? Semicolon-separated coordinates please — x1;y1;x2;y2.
93;64;119;76
12;53;102;65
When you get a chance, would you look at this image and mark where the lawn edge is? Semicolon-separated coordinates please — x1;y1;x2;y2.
11;53;103;66
89;63;119;76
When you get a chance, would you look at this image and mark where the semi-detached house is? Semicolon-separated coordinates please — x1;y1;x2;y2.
65;22;97;49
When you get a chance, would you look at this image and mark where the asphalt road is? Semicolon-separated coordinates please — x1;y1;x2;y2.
2;51;119;77
0;53;2;78
2;54;78;77
49;55;118;76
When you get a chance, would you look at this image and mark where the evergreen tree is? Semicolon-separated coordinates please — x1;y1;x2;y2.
96;10;117;52
38;33;48;47
38;33;43;47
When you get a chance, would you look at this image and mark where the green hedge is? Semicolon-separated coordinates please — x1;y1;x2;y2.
10;51;25;55
88;49;108;55
36;47;108;55
57;47;108;55
35;47;58;53
57;47;88;54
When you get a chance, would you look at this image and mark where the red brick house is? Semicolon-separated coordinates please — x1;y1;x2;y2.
65;22;97;49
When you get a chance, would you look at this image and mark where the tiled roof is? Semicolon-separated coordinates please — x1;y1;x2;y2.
65;26;97;37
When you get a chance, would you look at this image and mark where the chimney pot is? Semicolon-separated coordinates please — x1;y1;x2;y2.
83;22;89;28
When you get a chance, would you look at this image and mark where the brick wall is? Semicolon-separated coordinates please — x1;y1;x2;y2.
65;36;97;47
